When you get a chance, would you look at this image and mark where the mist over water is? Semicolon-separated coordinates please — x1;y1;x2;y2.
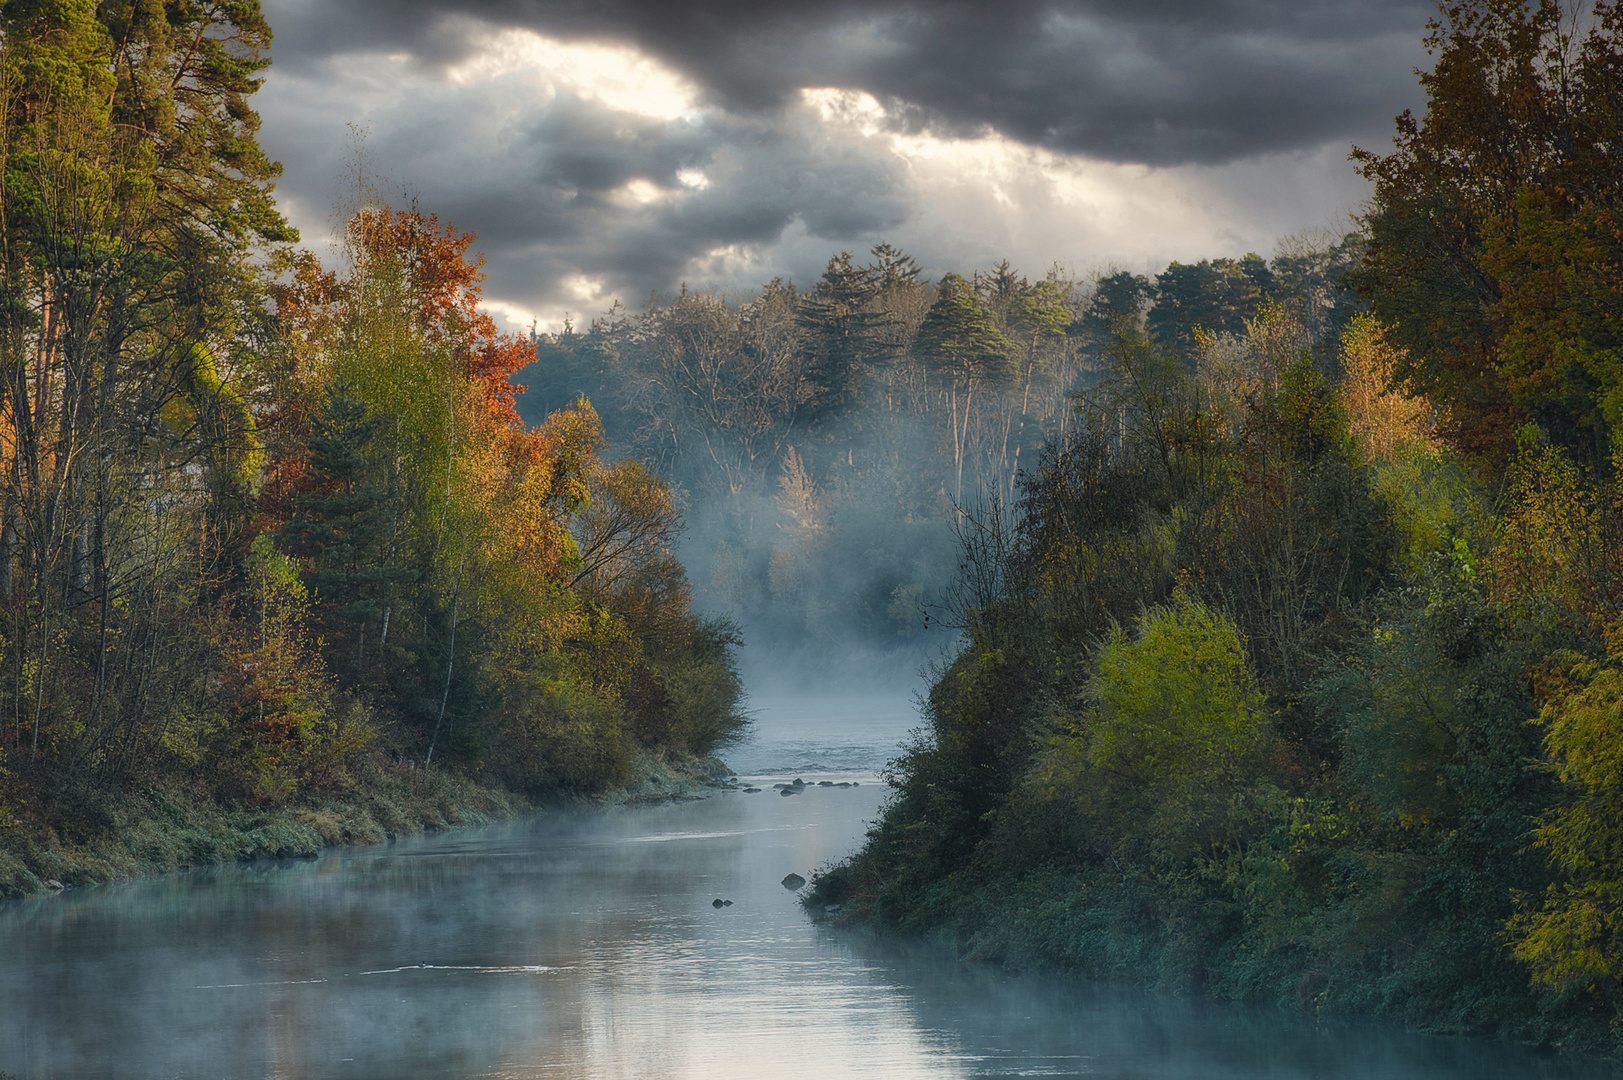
1;698;1614;1079
727;694;920;777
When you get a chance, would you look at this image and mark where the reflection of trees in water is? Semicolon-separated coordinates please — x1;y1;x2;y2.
849;933;1607;1080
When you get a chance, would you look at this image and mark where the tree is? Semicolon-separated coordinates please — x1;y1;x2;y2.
0;0;294;775
275;387;412;678
1349;0;1623;464
1071;596;1274;859
912;273;1018;505
1516;619;1623;1001
799;252;886;422
1148;255;1271;353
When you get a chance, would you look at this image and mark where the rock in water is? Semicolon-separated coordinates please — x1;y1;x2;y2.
723;900;734;907
780;787;801;796
712;898;726;908
781;873;807;890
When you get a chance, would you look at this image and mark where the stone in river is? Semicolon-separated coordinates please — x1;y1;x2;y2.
781;873;807;890
742;787;762;793
817;781;834;787
780;787;801;796
712;898;726;908
792;778;806;787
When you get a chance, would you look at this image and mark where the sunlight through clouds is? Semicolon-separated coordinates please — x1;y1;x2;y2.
257;11;1383;335
441;27;703;121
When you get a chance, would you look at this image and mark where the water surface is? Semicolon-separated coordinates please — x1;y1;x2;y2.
0;699;1611;1079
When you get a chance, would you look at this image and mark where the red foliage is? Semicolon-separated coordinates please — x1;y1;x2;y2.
347;207;532;425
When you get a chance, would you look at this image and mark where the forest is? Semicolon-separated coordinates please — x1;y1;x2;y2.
9;0;1623;1058
516;235;1361;684
797;0;1623;1056
0;0;747;892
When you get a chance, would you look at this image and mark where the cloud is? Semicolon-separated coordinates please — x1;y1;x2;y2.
257;23;914;326
254;2;1423;331
263;0;1432;167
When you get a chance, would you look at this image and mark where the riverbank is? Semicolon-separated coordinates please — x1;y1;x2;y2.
0;747;733;899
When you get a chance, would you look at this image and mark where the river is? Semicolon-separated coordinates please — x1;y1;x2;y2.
0;697;1614;1079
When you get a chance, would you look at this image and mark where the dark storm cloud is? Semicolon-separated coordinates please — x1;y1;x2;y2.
255;41;912;316
265;0;1433;168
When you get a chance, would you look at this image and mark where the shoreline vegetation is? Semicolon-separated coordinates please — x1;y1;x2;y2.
0;5;749;906
797;1;1623;1062
0;746;734;899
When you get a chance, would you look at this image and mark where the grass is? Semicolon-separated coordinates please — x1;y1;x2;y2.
0;745;736;900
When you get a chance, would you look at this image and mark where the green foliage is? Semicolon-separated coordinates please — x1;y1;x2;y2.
1148;255;1273;352
495;677;633;795
799;251;890;421
912;272;1018;385
813;275;1623;1053
276;386;415;676
1084;598;1270;791
1515;620;1623;1003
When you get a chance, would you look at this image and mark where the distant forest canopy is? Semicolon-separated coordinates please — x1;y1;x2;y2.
514;234;1365;667
0;0;747;858
795;0;1623;1057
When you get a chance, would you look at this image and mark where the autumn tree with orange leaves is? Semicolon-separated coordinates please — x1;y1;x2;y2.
266;195;745;790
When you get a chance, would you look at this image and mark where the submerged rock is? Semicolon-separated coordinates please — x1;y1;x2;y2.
742;787;762;793
712;898;727;909
817;781;834;787
781;873;807;890
780;787;801;796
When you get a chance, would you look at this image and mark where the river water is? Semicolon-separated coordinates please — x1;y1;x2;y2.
0;697;1614;1079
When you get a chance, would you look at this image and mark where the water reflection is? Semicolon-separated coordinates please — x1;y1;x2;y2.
0;703;1614;1079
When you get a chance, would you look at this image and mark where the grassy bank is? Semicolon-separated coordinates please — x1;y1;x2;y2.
0;747;735;901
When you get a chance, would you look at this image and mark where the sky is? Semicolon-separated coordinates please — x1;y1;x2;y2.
254;0;1436;334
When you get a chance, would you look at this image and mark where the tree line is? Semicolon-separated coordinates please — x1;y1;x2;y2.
517;232;1363;663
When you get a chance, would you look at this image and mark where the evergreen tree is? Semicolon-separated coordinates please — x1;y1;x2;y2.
913;273;1018;505
799;252;887;422
276;387;413;678
1148;255;1272;352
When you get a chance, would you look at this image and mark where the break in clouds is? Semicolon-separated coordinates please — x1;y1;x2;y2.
256;0;1432;330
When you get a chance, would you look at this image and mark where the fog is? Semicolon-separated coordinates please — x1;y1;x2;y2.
2;709;1604;1079
512;235;1362;708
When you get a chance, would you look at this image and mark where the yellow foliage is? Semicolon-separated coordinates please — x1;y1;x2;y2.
1193;301;1313;438
1338;315;1436;463
1490;434;1623;634
1513;621;1623;990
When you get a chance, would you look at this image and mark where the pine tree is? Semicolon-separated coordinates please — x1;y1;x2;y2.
913;273;1018;505
799;252;887;422
276;387;413;678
